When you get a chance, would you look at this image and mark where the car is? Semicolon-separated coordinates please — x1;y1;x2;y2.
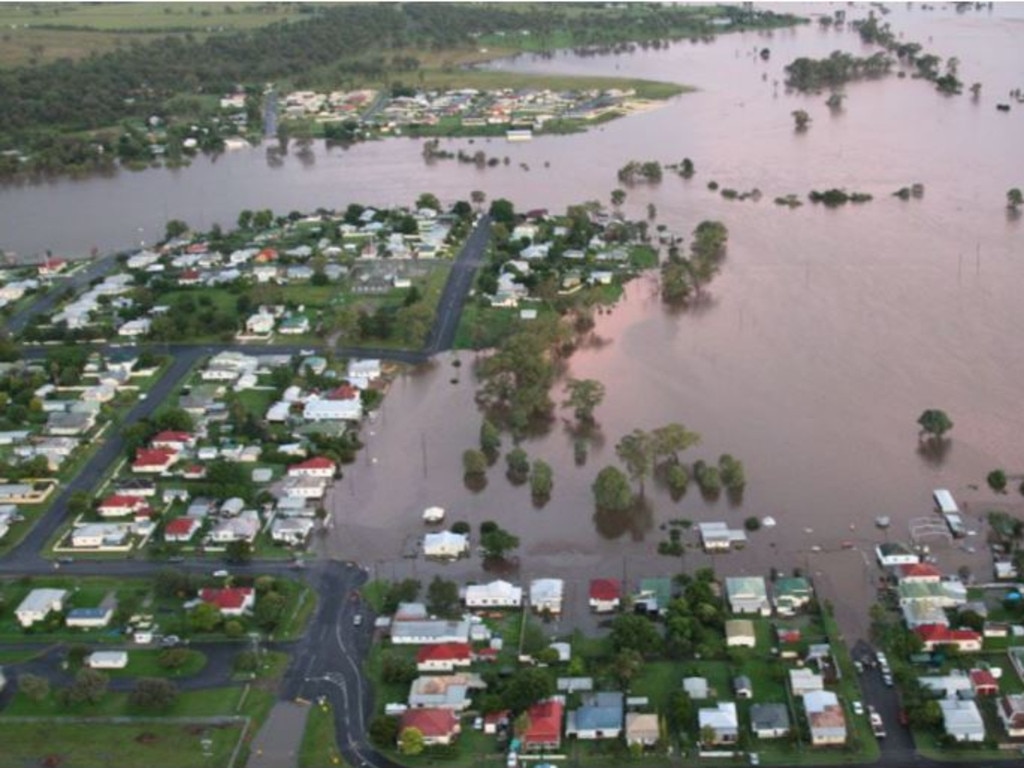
854;660;864;674
212;569;229;578
883;674;894;687
168;556;185;563
876;651;888;665
749;753;760;766
852;701;864;716
473;717;483;731
161;635;181;647
353;614;363;626
57;556;75;564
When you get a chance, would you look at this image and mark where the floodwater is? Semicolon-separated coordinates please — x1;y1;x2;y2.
3;3;1023;639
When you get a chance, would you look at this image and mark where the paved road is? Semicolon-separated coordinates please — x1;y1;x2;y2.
7;253;122;335
425;216;491;354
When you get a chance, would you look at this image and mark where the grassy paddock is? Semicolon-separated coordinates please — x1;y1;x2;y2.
298;701;340;768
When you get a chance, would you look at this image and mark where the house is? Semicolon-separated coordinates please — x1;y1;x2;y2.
87;651;128;669
423;531;469;559
521;698;564;751
164;516;201;542
150;431;194;452
483;710;510;735
682;677;709;700
919;672;974;699
998;694;1024;737
939;698;985;742
970;668;999;696
725;576;771;616
71;523;129;548
790;668;825;696
416;643;472;673
916;624;982;652
530;578;565;615
773;576;813;615
897;563;943;583
733;675;753;699
347;359;382;388
15;588;68;627
625;713;660;747
725;619;756;648
303;395;362;422
118;318;152;337
902;600;951;629
805;690;847;746
750;703;791;739
557;677;594;693
97;494;148;518
698;521;747;552
390;605;471;645
698;702;739;745
282;476;328;499
209;511;260;544
45;412;94;436
633;578;673;616
270;517;315;545
566;692;624;740
199;587;255;617
408;673;485;711
132;448;176;473
464;580;522;608
588;579;621;613
898;581;966;609
875;542;919;567
278;315;310;335
287;457;337;478
178;268;202;286
66;606;114;629
399;708;460;746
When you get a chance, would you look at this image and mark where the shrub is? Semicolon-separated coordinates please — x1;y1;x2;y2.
988;469;1008;492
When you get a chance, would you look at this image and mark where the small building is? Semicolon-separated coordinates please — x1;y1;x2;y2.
423;531;469;559
725;576;771;616
682;677;709;700
164;517;201;542
588;579;621;613
998;694;1024;738
16;588;68;627
408;673;485;711
805;690;847;745
625;712;660;747
399;708;460;746
97;494;148;519
897;563;943;583
567;691;624;740
970;668;999;697
199;587;255;617
66;606;114;629
391;617;471;646
733;675;753;699
270;517;314;545
750;703;791;739
87;650;128;669
132;448;177;474
287;457;337;478
698;521;747;552
939;698;985;742
416;643;472;673
875;542;919;567
789;668;825;697
464;580;522;608
915;624;982;653
725;619;756;648
698;701;739;745
521;698;563;751
633;577;672;616
530;578;565;615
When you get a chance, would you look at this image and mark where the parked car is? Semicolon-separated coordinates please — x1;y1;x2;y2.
161;635;181;647
212;569;229;578
353;614;363;626
853;701;864;716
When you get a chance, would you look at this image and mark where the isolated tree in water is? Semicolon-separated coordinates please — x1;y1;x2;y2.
792;109;811;131
917;409;953;439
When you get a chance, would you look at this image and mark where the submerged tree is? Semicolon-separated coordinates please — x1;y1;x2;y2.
1007;188;1023;211
563;378;606;425
592;466;633;512
917;409;953;439
792;109;811;131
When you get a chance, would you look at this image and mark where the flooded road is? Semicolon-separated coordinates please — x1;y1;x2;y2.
3;3;1022;639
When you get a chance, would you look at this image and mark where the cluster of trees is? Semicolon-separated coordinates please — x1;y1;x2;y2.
660;220;729;305
18;669;178;711
851;14;965;95
893;183;926;201
617;160;664;185
807;188;873;207
784;50;893;92
190;575;290;635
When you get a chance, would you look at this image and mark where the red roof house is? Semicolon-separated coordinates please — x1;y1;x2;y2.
178;269;202;286
326;384;359;401
915;624;982;652
522;698;563;751
472;647;499;663
97;494;147;518
588;579;621;612
38;258;67;277
182;464;207;480
483;710;510;734
287;457;337;478
132;448;177;474
399;708;460;746
255;248;279;263
970;668;999;696
165;517;201;542
416;643;472;672
199;587;255;616
898;563;942;583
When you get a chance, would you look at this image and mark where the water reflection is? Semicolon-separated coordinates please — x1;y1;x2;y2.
916;437;952;468
593;497;655;541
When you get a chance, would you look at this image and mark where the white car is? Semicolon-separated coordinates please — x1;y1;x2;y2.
213;569;229;578
853;701;864;716
353;614;363;626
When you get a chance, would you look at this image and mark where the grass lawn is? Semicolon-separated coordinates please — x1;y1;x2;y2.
298;700;341;768
454;303;527;349
277;584;317;641
0;721;244;768
104;648;207;679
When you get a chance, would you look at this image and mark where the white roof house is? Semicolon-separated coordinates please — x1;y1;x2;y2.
303;396;362;422
698;521;747;552
464;580;523;608
530;579;565;615
940;698;985;742
423;531;469;559
16;588;68;627
698;702;739;745
270;517;315;545
87;650;129;669
805;690;847;745
789;668;825;696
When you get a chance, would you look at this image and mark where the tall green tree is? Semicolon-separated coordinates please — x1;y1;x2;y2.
481;527;520;560
917;409;953;439
592;466;633;512
426;576;460;618
616;429;655;496
562;378;606;424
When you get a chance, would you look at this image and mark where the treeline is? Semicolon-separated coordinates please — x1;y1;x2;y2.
660;220;729;305
851;13;964;94
784;50;893;92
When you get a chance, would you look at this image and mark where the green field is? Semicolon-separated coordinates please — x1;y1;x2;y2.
0;720;245;768
298;701;340;768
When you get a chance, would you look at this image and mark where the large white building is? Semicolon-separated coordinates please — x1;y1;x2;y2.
16;588;68;627
464;580;522;608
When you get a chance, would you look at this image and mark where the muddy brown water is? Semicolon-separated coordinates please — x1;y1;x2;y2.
4;3;1023;640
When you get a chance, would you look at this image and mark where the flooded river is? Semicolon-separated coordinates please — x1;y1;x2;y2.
4;3;1023;639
